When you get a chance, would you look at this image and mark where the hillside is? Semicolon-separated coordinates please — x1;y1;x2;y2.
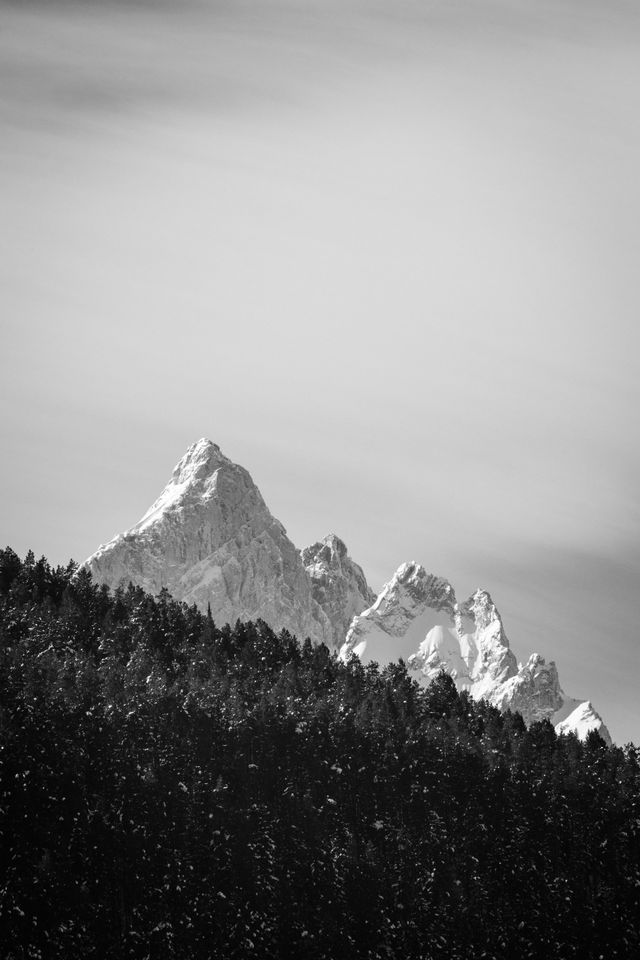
0;547;638;960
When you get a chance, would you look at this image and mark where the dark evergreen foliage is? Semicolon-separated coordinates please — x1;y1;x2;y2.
0;547;638;959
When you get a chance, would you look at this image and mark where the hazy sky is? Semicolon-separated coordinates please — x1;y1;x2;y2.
1;0;638;744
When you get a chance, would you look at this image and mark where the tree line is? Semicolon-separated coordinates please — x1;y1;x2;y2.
0;547;638;959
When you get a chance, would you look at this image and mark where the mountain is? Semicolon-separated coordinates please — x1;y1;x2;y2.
340;561;611;743
84;439;370;649
85;439;610;742
302;534;376;644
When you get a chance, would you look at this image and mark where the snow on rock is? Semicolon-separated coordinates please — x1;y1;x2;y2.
406;588;520;705
301;534;376;645
342;563;611;742
340;563;456;664
84;439;369;648
493;653;564;725
554;700;612;745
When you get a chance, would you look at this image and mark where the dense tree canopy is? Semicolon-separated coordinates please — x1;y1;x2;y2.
0;547;638;959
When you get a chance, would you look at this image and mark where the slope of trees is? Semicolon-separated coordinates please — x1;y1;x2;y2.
0;546;638;960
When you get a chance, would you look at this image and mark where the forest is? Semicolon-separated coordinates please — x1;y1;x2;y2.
0;547;638;960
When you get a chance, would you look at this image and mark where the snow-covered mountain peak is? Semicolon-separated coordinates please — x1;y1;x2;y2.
128;441;259;538
376;562;456;616
555;701;611;744
339;563;458;665
301;534;375;643
462;589;502;632
171;437;229;484
304;533;349;563
84;441;373;651
458;589;517;687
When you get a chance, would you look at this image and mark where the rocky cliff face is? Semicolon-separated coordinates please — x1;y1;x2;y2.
301;534;376;645
341;562;611;744
84;439;371;649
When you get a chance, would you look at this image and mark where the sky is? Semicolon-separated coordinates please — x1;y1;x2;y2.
1;0;639;744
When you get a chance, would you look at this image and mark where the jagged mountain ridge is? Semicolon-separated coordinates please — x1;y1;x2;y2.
340;563;611;743
84;438;610;743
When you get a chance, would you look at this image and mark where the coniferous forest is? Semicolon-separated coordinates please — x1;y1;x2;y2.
0;547;639;960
